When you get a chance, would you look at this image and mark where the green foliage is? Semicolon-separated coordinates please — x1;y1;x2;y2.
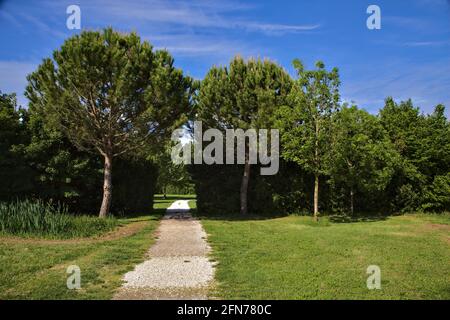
1;31;449;219
0;92;34;199
194;56;292;214
26;28;193;216
0;199;117;238
328;105;400;213
275;60;340;218
380;99;450;212
192;63;449;216
1;86;158;216
190;159;310;215
423;173;450;211
26;28;193;156
197;56;292;130
19;101;103;213
190;163;243;214
113;157;158;214
276;60;340;175
153;143;194;196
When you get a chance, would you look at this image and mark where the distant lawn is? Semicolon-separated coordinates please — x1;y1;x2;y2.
154;194;196;200
202;213;450;299
0;196;183;299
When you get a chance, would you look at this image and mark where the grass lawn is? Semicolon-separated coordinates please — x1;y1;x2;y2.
0;195;181;299
2;194;448;300
201;212;450;299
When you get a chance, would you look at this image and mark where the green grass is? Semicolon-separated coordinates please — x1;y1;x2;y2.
201;213;450;299
3;195;447;300
188;199;197;210
0;196;184;299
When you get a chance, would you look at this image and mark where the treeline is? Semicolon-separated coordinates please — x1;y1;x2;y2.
0;28;449;218
191;58;450;216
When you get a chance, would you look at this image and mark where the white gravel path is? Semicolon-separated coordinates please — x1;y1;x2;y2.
122;256;214;288
113;200;215;300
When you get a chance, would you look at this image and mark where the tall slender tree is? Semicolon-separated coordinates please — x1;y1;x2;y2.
276;60;340;220
196;56;292;214
26;28;193;217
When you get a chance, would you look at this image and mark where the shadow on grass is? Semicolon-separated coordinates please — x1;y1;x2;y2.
154;196;389;224
117;211;163;220
193;208;389;223
328;215;388;223
192;208;287;221
116;202;169;220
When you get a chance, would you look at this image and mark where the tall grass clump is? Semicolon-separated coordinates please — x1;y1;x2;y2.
0;199;117;238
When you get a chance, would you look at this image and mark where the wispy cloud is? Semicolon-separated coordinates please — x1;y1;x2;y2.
1;5;71;41
240;22;320;35
384;16;433;30
414;0;450;7
143;33;270;71
155;41;251;56
384;13;449;36
342;59;450;116
78;0;319;61
403;40;450;46
17;11;67;39
0;9;22;28
85;0;320;36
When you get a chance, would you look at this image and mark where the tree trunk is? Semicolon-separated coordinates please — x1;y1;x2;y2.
240;150;251;215
313;174;319;221
313;118;320;222
350;188;354;216
99;154;113;218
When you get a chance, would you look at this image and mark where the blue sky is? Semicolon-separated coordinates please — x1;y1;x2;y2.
1;0;449;116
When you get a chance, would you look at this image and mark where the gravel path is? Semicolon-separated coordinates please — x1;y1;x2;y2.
113;200;215;300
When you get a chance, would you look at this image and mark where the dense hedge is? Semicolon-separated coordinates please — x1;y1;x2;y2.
113;158;158;215
190;158;432;216
190;160;315;215
0;148;157;216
